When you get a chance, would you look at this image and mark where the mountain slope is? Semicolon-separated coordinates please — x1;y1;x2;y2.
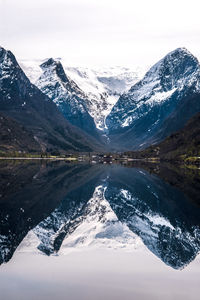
106;48;200;150
0;112;41;153
127;111;200;161
36;59;99;138
0;46;101;153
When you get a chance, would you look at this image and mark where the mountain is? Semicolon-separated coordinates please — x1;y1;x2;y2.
35;58;99;138
106;48;200;150
16;47;200;152
20;61;142;131
0;46;100;153
0;112;40;153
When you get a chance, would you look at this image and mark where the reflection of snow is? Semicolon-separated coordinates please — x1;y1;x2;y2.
18;185;144;256
60;185;143;253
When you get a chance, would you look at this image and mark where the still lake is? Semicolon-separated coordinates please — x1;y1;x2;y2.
0;160;200;300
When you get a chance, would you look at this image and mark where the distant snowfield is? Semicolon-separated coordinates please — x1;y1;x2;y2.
19;59;145;130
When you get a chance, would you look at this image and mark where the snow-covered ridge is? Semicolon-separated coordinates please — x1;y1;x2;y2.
28;58;98;136
36;58;87;111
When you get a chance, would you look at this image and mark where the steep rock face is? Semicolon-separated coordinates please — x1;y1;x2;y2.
36;59;99;137
106;48;200;150
0;47;99;152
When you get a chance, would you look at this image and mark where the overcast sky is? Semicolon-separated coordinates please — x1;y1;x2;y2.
0;0;200;67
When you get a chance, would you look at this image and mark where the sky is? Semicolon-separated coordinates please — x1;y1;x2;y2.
0;0;200;68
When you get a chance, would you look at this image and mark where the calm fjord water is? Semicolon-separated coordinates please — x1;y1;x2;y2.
0;160;200;300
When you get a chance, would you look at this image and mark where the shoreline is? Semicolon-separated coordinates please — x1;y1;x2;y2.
0;157;77;160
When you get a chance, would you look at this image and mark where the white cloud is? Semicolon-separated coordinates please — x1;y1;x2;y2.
0;0;200;67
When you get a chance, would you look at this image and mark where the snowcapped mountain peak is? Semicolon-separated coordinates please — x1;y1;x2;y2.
166;47;197;59
106;47;200;145
139;47;200;93
105;48;200;150
0;46;33;101
39;58;73;86
0;46;11;62
35;57;99;136
40;57;57;69
37;57;86;104
0;47;19;77
40;58;72;85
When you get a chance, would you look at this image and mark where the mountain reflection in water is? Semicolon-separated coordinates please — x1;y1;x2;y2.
0;160;200;270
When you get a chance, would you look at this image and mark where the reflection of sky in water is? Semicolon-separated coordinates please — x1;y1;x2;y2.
0;250;200;300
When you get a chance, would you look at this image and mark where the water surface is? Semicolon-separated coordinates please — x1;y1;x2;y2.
0;160;200;299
